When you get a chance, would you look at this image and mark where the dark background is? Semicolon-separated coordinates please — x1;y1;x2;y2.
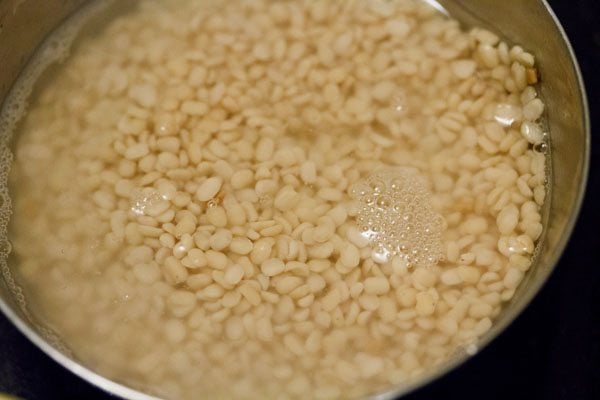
1;0;599;399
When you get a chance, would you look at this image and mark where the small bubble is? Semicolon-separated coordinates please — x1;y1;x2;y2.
533;142;548;153
377;196;391;208
390;178;404;191
370;180;386;194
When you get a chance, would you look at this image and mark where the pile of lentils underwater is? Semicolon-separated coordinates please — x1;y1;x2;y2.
6;0;548;398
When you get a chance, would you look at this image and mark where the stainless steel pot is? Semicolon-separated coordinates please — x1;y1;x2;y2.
0;1;589;399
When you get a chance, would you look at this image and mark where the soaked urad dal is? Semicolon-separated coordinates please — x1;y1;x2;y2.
1;0;548;398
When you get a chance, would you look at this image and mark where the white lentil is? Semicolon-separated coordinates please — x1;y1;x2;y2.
261;258;285;277
497;204;520;235
523;98;545;121
229;237;253;255
196;177;223;202
364;277;390;295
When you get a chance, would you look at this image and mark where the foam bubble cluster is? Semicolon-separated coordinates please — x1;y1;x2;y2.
130;188;165;216
350;168;444;268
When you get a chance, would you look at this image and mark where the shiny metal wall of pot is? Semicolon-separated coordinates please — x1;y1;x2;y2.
0;1;589;399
